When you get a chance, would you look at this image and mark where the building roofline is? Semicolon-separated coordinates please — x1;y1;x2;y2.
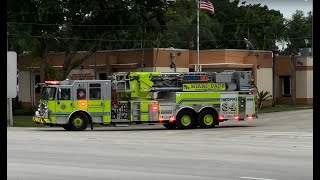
190;49;272;53
18;48;272;57
18;48;190;57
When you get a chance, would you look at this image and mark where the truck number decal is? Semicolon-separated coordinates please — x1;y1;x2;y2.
221;102;236;112
220;94;238;115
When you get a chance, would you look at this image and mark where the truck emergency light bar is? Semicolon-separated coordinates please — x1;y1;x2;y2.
45;81;60;85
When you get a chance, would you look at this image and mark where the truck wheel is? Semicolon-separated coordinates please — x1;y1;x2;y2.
163;122;176;129
68;112;89;131
176;109;195;129
198;109;218;128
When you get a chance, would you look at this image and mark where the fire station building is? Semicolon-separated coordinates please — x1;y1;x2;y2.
17;48;313;107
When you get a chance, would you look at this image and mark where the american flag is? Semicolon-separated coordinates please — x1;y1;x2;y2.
199;0;214;14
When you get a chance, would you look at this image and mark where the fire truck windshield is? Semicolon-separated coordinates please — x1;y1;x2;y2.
41;87;57;100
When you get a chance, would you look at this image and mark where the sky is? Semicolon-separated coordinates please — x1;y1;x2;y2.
239;0;313;19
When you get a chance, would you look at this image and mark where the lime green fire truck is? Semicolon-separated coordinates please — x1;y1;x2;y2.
33;71;257;131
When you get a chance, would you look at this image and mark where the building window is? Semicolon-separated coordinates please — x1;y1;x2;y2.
282;76;291;97
35;75;40;93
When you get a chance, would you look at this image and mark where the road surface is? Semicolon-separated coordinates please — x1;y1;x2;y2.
8;109;313;180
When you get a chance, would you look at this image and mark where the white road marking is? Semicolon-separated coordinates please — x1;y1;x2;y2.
239;177;278;180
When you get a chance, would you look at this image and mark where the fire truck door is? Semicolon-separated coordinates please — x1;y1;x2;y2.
56;88;73;116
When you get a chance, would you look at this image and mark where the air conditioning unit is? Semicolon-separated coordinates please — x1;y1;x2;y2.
299;48;313;57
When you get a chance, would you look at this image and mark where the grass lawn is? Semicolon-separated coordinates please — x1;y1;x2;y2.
13;116;44;127
13;116;104;127
12;104;312;127
258;104;313;113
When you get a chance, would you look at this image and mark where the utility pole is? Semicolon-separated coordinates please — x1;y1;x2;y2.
272;50;276;107
196;0;200;72
7;32;13;126
290;53;296;105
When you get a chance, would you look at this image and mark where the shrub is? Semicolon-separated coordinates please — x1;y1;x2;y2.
13;107;35;115
257;90;272;109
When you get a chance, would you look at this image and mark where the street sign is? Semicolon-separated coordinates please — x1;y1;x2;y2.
7;51;17;98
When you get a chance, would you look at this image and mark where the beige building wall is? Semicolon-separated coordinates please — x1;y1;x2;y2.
296;71;313;99
256;68;273;96
296;56;313;66
295;56;313;104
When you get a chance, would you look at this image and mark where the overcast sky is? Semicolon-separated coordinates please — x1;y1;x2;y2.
239;0;313;19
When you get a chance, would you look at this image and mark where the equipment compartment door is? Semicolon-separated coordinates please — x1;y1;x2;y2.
220;93;238;119
88;83;104;124
246;96;255;116
102;81;112;124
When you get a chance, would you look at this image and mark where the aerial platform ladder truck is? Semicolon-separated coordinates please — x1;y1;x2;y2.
33;71;257;131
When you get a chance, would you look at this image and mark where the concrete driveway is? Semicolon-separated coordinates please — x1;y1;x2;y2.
7;109;313;180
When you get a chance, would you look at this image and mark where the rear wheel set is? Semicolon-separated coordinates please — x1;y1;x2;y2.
163;109;218;130
197;109;218;128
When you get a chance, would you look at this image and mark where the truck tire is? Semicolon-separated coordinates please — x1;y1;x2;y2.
163;122;176;129
68;112;89;131
176;109;195;129
198;109;218;128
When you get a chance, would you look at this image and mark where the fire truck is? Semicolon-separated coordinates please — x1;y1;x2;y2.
33;71;257;131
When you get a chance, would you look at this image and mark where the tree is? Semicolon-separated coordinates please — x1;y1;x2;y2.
282;10;312;55
56;0;169;79
233;2;285;50
161;0;222;49
8;0;64;82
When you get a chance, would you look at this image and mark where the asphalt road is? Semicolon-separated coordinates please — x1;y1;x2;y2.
8;109;313;180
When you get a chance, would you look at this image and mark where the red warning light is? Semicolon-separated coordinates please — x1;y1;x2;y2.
45;81;59;85
247;115;253;120
233;115;239;120
169;116;175;122
152;105;159;112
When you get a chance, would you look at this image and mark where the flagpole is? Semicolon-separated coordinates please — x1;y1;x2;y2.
197;0;200;72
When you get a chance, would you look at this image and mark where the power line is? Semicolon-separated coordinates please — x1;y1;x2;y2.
7;3;204;15
7;20;311;27
7;5;176;15
8;9;132;15
8;33;312;42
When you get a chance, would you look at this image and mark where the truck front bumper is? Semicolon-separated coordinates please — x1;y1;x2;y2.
33;116;51;124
